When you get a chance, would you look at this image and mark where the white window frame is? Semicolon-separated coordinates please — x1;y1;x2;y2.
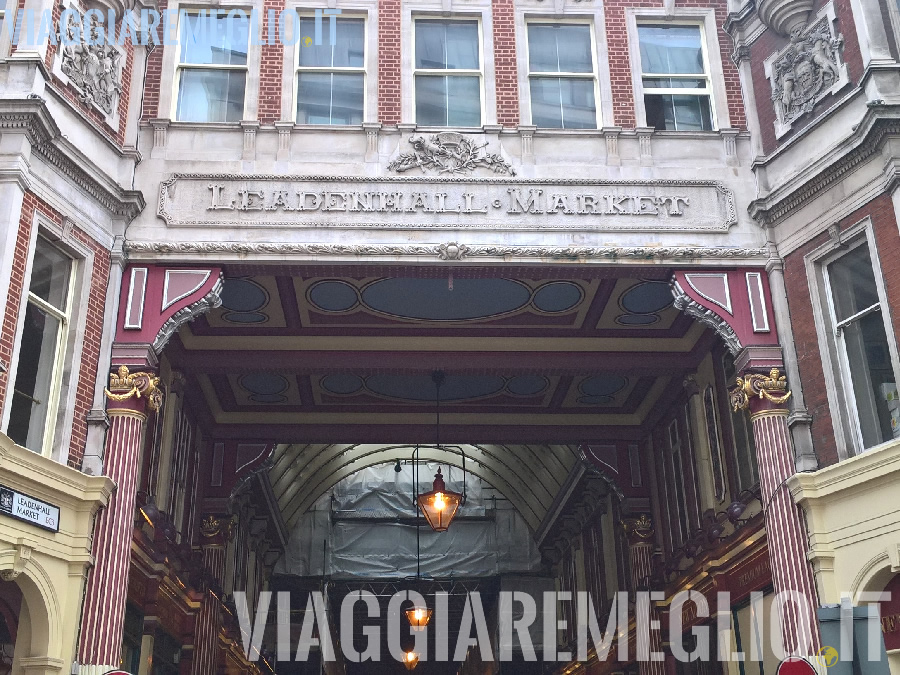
625;8;731;131
806;217;900;458
409;14;487;128
292;12;368;125
170;6;252;123
2;226;83;460
524;18;601;129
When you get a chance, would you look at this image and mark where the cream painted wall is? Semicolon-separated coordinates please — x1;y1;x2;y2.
0;433;113;674
790;439;900;673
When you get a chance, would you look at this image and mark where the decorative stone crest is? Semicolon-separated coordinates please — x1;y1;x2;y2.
730;368;792;412
104;365;163;411
764;6;848;138
56;6;124;118
438;242;469;261
388;133;516;176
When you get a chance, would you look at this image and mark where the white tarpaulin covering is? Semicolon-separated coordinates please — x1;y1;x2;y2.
276;462;541;578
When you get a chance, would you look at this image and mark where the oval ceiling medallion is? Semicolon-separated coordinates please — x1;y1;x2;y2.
532;282;583;313
577;375;628;405
506;375;549;396
360;278;531;321
309;280;360;312
620;282;674;314
321;374;365;395
220;278;269;324
239;373;289;403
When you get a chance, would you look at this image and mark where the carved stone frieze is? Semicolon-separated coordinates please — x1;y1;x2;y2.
764;5;848;138
125;240;769;262
56;6;124;119
388;133;516;176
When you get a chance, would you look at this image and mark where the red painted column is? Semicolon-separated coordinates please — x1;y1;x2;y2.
624;515;665;675
731;369;822;656
192;515;229;674
78;366;162;674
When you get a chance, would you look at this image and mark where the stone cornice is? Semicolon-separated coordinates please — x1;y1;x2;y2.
749;109;900;227
123;240;769;263
0;100;145;219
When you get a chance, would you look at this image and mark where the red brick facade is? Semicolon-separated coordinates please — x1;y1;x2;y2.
258;0;286;124
491;0;519;127
0;193;111;470
604;0;747;129
782;193;900;468
377;0;401;125
141;0;167;121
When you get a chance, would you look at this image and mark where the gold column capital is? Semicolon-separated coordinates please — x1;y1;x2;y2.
621;513;654;544
730;368;792;414
104;365;163;412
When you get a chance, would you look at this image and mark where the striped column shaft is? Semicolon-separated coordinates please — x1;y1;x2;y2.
193;544;226;674
751;410;822;656
78;409;147;673
627;538;665;675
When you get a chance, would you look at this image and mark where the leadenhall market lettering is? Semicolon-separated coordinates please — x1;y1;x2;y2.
158;176;737;232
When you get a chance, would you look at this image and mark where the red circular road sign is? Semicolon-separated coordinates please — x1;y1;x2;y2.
776;656;818;674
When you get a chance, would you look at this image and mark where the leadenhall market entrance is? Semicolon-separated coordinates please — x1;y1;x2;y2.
66;250;829;675
54;124;840;675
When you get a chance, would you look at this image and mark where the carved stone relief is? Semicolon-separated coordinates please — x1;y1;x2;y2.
388;132;516;176
55;6;124;122
764;4;848;139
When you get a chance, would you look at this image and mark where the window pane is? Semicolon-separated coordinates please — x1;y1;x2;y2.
297;72;364;124
645;94;712;131
177;69;245;123
642;77;707;89
530;77;596;129
828;244;881;322
842;310;896;448
298;17;364;68
29;239;71;310
528;24;592;73
179;13;248;66
638;24;704;75
415;20;479;70
8;303;61;452
415;75;481;126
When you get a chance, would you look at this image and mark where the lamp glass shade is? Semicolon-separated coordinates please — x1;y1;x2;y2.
403;651;420;670
416;468;463;532
405;606;433;631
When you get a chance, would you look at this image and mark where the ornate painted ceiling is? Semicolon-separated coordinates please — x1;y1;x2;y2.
166;264;716;444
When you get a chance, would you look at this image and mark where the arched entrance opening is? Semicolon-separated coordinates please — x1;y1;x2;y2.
79;261;819;675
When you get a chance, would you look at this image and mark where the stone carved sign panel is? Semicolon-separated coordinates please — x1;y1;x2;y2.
158;175;737;233
764;4;848;138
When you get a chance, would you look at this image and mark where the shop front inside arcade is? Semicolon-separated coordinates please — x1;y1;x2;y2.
61;258;826;675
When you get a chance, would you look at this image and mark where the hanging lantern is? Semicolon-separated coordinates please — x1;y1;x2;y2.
416;468;463;532
405;605;433;631
403;651;420;670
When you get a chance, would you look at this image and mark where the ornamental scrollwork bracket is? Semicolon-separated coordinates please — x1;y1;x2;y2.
730;368;792;412
104;365;163;411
